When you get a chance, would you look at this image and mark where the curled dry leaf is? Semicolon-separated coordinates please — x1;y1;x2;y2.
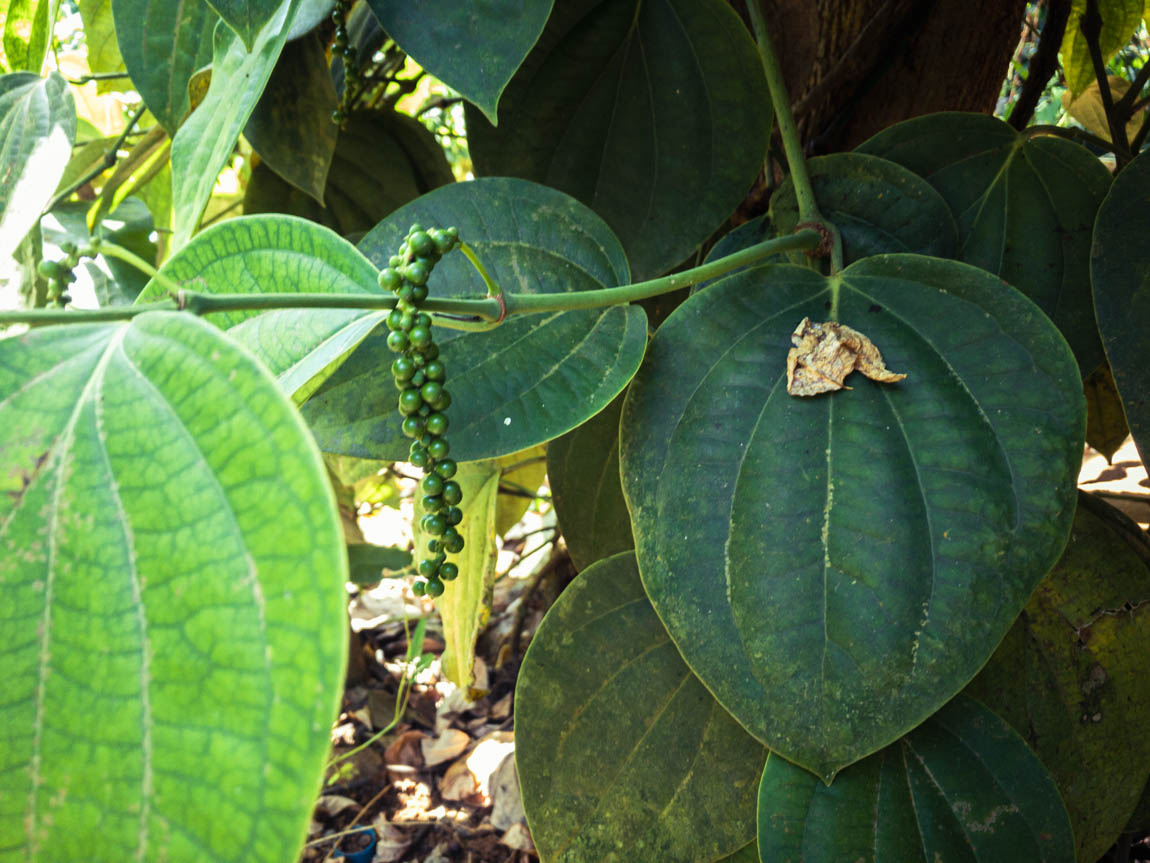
786;317;907;396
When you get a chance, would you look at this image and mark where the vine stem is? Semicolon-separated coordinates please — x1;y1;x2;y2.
746;0;817;224
0;230;820;327
746;0;842;272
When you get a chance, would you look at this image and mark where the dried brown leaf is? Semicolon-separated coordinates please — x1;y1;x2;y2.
786;317;907;397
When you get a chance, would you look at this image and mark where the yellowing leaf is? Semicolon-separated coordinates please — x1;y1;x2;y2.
417;460;501;694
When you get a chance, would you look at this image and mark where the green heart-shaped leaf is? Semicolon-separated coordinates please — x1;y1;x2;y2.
303;177;647;461
757;695;1075;863
770;152;958;264
620;254;1084;780
113;0;219;132
363;0;553;125
858;113;1111;375
1092;148;1150;464
966;493;1150;863
0;313;346;862
243;109;454;241
518;551;764;863
547;393;633;570
0;72;75;261
243;32;337;204
466;0;770;279
138;214;383;403
78;0;128;91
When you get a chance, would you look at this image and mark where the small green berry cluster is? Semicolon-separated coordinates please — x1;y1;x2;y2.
379;223;464;599
330;0;359;128
37;243;84;307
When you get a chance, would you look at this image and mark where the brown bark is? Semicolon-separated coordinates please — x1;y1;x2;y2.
757;0;1029;152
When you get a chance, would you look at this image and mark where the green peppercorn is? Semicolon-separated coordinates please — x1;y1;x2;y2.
425;578;444;597
428;438;450;460
387;330;410;352
422;473;445;496
441;480;462;505
434;459;457;479
440;562;459;581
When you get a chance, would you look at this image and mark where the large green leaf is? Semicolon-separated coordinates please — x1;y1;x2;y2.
518;551;764;863
466;0;770;280
3;0;54;73
1092;148;1150;465
170;0;297;248
363;0;552;125
205;0;281;49
113;0;219;132
78;0;127;91
0;72;75;262
303;177;648;461
858;113;1112;376
547;392;633;570
1062;0;1146;95
0;312;347;862
966;492;1150;863
243;31;336;204
770;152;958;264
1084;361;1130;462
757;695;1075;863
136;214;383;403
244;109;453;241
620;254;1085;781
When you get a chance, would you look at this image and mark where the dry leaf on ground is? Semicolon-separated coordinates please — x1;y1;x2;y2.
422;729;472;767
786;317;906;396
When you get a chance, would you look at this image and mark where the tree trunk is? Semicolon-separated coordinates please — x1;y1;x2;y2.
760;0;1029;152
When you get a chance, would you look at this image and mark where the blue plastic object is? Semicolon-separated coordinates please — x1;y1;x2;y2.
332;826;377;863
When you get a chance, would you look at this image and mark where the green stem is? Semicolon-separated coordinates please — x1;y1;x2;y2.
93;240;181;294
746;0;819;224
1025;124;1116;152
0;231;819;327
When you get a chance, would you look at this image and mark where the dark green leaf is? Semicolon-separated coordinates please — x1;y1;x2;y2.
244;109;453;241
0;72;76;261
205;0;282;50
78;0;127;90
136;214;383;402
620;254;1085;780
1128;778;1150;832
113;0;219;132
770;152;958;264
858;113;1111;376
243;31;336;203
347;542;411;584
1085;362;1130;462
41;198;156;306
1061;0;1145;95
547;392;633;570
363;0;552;124
0;312;347;862
758;695;1075;863
694;214;776;296
3;0;52;73
466;0;770;280
1092;148;1150;465
171;0;297;247
518;551;763;863
303;177;648;461
966;493;1150;863
716;842;757;863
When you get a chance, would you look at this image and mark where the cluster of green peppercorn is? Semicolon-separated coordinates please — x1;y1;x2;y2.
36;242;85;307
380;223;464;598
330;0;360;128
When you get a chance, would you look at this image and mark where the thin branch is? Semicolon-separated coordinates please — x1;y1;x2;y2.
65;71;132;85
1081;0;1132;162
46;102;147;212
1025;123;1116;152
1115;54;1150;115
1009;0;1072;130
0;231;822;327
